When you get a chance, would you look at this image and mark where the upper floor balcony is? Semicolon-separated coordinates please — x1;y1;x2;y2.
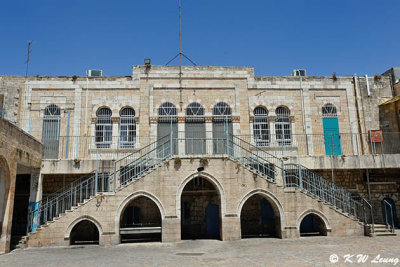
41;131;400;160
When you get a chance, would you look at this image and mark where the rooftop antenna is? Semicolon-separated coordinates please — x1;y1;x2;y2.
165;0;197;111
25;40;33;78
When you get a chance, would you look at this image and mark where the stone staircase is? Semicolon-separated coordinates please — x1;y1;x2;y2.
367;224;396;237
24;134;392;242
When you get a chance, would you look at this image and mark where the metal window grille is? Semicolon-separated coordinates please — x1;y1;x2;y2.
185;103;206;154
212;102;232;122
253;107;269;146
186;102;205;122
275;107;291;146
119;108;136;148
42;104;61;159
212;102;232;154
157;102;178;154
322;103;338;118
158;102;177;123
96;108;112;148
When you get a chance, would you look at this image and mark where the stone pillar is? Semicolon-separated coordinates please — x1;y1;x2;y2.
72;87;82;159
28;169;41;233
0;161;16;254
178;118;185;156
220;216;241;241
161;217;181;242
205;120;213;155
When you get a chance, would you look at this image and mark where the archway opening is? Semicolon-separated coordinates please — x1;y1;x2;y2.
119;196;162;243
70;220;99;245
240;194;281;238
299;213;327;236
11;173;30;250
181;177;221;240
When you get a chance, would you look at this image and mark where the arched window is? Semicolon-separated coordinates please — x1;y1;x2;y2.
157;102;178;155
42;104;61;159
212;102;232;120
96;108;112;148
212;102;232;154
322;103;337;118
185;103;206;154
253;107;269;146
158;102;177;121
275;107;291;146
119;108;136;148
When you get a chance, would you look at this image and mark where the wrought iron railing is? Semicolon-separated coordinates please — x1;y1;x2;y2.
382;200;395;233
27;135;173;233
283;163;374;230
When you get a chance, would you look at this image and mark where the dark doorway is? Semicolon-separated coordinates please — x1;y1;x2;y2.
10;174;30;250
181;177;220;240
70;220;99;245
206;204;220;238
381;197;398;229
120;196;161;243
240;195;279;238
299;214;327;236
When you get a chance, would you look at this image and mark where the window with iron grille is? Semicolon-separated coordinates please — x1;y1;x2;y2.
253;107;269;146
275;107;291;146
96;108;112;148
158;102;177;123
185;103;206;154
322;103;338;118
42;104;61;159
212;102;232;154
119;108;136;148
157;102;178;155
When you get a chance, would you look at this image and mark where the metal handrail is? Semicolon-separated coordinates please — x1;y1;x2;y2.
383;200;395;233
27;136;172;233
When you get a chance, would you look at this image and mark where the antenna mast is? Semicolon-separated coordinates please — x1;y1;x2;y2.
165;0;197;111
25;40;33;78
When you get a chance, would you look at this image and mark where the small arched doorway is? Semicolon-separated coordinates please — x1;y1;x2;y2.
119;196;162;243
240;194;281;238
299;213;328;236
70;220;99;245
181;177;221;240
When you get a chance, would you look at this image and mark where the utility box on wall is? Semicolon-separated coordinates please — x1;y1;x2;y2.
368;130;383;143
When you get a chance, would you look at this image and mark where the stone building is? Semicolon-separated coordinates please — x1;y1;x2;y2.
0;118;42;253
0;65;399;250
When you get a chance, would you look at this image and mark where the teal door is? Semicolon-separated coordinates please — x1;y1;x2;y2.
323;118;342;155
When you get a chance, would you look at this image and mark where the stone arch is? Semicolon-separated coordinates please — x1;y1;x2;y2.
114;191;166;235
238;189;286;238
64;215;103;240
176;172;226;218
297;209;331;236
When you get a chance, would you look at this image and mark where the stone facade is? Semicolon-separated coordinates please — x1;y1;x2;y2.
25;158;364;248
0;65;398;250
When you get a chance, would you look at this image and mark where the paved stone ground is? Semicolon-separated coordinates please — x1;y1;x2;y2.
1;236;400;266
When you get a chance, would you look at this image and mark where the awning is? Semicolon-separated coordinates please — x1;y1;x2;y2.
379;95;400;105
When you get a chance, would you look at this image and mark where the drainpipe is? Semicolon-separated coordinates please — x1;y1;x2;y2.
84;75;89;135
299;76;308;155
366;169;372;202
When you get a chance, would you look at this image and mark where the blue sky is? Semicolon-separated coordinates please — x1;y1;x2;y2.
0;0;399;76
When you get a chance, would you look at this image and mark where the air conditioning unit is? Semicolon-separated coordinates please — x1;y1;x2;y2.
87;70;103;77
292;69;306;77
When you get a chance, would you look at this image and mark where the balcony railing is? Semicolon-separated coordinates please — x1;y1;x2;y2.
41;132;400;160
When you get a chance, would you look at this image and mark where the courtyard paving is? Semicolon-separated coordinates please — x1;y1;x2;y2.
1;236;400;266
